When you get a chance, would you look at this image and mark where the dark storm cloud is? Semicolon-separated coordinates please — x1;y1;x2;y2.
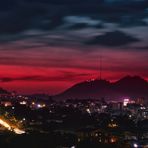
0;3;40;34
0;0;64;34
0;0;147;46
119;18;147;28
66;22;104;30
85;31;140;47
0;0;147;33
68;23;92;30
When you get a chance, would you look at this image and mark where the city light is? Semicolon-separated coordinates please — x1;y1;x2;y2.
0;119;12;131
20;101;27;105
37;104;46;108
86;108;91;114
110;137;117;143
13;128;25;135
133;143;138;148
123;99;130;106
37;104;41;108
0;118;25;135
108;123;118;128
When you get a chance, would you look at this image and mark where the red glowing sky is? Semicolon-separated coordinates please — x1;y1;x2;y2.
0;45;148;95
0;1;148;94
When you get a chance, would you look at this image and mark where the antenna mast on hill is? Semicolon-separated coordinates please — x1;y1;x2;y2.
99;55;102;80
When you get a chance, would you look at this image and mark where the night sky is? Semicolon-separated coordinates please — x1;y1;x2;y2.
0;0;148;94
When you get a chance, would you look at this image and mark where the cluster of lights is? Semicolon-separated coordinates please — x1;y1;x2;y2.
108;123;118;128
0;118;25;135
31;102;46;108
20;101;27;105
37;104;46;108
108;120;118;128
123;99;130;106
0;119;11;131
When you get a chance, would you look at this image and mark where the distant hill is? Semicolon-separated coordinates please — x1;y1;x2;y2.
27;94;51;101
54;76;148;100
0;87;10;95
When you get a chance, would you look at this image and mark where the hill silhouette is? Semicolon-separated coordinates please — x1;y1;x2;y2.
54;76;148;100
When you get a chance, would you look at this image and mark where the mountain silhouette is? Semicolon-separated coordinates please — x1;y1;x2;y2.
54;76;148;100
